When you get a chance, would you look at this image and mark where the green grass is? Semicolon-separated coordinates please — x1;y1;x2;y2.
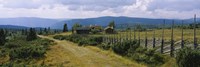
0;32;55;66
94;29;200;44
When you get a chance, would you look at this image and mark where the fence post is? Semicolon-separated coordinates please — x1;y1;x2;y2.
170;20;174;57
161;20;165;54
194;14;198;49
126;25;129;40
130;27;132;41
139;31;141;46
134;26;136;40
120;25;122;45
145;30;148;48
181;20;184;48
153;30;156;48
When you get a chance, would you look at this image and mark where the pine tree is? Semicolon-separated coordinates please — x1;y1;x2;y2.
48;27;51;34
63;23;68;32
21;29;25;35
26;28;37;41
44;28;48;34
108;21;115;28
39;28;43;35
0;29;6;46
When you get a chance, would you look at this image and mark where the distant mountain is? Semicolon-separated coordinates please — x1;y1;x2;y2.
52;16;197;29
0;17;199;30
0;17;61;28
0;25;28;29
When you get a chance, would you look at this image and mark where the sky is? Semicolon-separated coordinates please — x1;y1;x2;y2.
0;0;199;19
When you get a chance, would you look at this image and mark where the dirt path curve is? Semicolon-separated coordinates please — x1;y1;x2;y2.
38;35;145;67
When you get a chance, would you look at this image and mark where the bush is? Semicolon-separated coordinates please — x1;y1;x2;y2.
53;35;66;40
176;47;200;67
128;48;165;66
98;43;111;50
0;49;6;57
9;45;46;60
112;40;138;56
109;40;165;66
53;34;103;46
4;42;20;49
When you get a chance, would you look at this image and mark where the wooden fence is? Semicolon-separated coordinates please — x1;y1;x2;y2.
102;15;198;57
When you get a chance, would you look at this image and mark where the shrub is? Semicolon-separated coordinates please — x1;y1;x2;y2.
112;40;138;56
176;47;200;67
53;35;66;40
9;45;46;60
0;49;6;57
53;34;103;46
4;42;20;49
98;43;111;50
128;48;165;66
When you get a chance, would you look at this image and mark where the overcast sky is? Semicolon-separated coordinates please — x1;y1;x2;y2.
0;0;199;19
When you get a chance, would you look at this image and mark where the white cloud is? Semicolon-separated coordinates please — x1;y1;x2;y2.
0;0;199;19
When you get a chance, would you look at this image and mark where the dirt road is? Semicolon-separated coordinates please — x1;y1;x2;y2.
38;35;145;67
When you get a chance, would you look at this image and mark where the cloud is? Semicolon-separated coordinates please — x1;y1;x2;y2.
0;0;199;19
148;0;200;11
0;0;136;10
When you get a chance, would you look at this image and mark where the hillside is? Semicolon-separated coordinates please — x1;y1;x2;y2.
51;16;197;29
0;16;199;29
0;17;61;28
0;25;28;29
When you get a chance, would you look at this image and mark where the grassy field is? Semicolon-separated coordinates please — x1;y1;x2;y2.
99;29;200;44
38;35;146;67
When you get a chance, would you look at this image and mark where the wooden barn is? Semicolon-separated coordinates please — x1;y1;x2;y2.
104;26;114;34
75;27;91;34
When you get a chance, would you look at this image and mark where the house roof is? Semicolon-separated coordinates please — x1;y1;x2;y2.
76;27;91;30
104;26;114;30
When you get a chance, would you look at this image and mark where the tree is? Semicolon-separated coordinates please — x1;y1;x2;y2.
108;21;115;28
72;23;82;33
39;28;43;35
0;29;6;46
63;23;68;32
44;28;48;34
48;27;51;34
26;28;37;41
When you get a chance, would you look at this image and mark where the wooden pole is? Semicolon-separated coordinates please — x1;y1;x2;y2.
145;30;148;48
181;20;184;48
126;25;129;40
153;30;156;48
120;25;122;45
194;14;198;49
161;20;165;54
130;27;132;41
139;31;141;46
170;20;174;57
134;25;136;40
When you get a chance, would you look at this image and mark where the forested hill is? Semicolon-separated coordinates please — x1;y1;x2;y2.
52;16;198;29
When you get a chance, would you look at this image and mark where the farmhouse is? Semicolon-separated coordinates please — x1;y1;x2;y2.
75;27;91;34
104;26;114;34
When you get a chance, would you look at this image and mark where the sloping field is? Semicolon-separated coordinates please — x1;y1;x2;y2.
38;35;145;67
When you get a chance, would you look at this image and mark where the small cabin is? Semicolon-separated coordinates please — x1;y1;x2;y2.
104;27;114;34
76;27;91;34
